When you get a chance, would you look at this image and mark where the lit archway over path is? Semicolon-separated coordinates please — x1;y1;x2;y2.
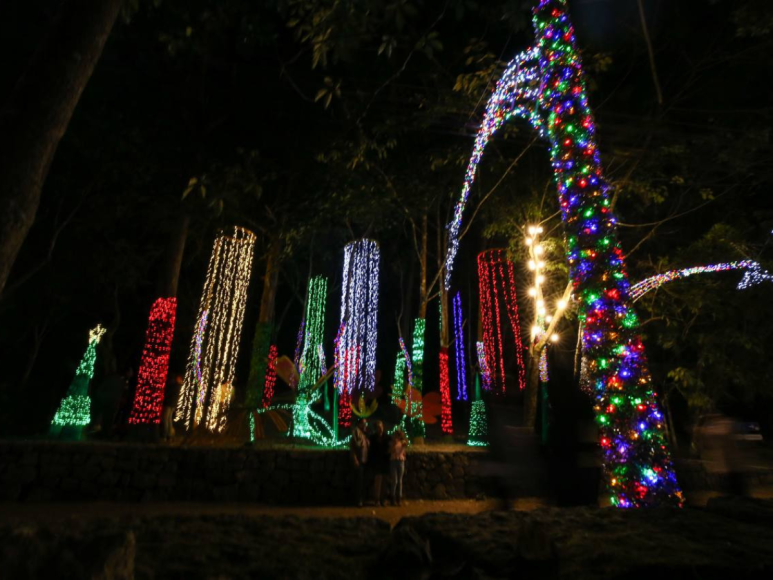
445;0;682;507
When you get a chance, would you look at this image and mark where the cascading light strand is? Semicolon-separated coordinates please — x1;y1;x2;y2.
452;292;468;401
477;250;527;393
129;297;177;425
176;226;256;433
337;240;380;398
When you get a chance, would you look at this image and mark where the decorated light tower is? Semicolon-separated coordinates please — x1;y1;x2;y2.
293;275;328;439
176;226;256;433
335;240;380;431
444;0;683;506
476;249;526;394
51;324;106;432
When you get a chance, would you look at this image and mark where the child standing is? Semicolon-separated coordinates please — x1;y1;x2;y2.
389;429;408;506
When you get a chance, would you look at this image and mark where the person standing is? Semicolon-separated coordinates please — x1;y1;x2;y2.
368;420;391;506
350;418;369;507
389;429;408;506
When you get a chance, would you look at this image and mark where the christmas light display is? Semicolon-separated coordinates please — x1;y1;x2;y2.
298;277;328;390
410;318;426;439
293;317;305;371
738;262;773;290
445;46;542;287
176;226;256;432
446;0;683;506
262;344;278;409
630;260;758;301
476;341;492;391
467;374;488;447
336;240;380;397
439;348;453;435
51;325;106;428
477;250;526;393
539;347;549;383
452;292;468;401
292;276;331;440
128;297;177;425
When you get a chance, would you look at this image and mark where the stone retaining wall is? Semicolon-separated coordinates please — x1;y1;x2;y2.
0;441;493;504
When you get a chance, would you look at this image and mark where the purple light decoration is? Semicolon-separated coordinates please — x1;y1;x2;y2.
452;292;468;401
475;341;492;391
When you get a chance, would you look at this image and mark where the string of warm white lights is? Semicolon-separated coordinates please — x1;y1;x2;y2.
452;292;468;401
336;240;380;397
51;324;106;428
448;0;683;506
129;297;177;425
477;250;526;392
176;226;255;432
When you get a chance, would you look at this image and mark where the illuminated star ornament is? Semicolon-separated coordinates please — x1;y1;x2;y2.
446;0;683;506
176;226;256;433
51;324;106;428
129;297;177;425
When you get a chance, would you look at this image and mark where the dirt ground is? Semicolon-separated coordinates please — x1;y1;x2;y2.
1;497;545;528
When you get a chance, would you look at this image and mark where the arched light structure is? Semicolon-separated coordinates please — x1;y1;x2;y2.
446;0;682;506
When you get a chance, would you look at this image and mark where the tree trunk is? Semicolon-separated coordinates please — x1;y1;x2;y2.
157;214;190;298
0;0;125;296
418;215;428;318
524;348;540;429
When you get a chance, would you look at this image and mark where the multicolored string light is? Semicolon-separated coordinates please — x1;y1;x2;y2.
476;341;492;391
536;0;681;507
336;240;380;397
51;324;106;428
176;226;255;433
128;297;177;425
539;347;549;383
477;250;526;393
452;292;468;401
630;260;758;301
445;46;542;287
448;0;683;506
